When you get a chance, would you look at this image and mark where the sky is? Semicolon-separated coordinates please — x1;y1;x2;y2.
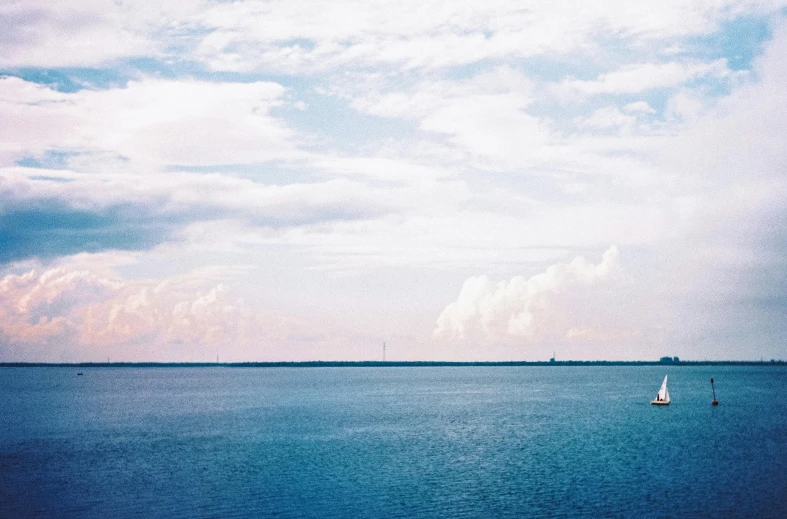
1;1;787;362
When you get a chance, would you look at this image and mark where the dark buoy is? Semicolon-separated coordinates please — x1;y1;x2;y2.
710;377;718;406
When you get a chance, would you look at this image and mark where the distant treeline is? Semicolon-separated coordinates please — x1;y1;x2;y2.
1;360;785;368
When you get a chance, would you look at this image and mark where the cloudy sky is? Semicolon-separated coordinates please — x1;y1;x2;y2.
1;1;786;362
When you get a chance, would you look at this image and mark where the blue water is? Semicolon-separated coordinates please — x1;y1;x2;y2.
1;366;786;518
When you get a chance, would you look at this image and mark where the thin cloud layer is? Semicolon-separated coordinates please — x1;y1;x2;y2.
4;0;780;72
559;60;731;97
0;167;397;263
0;77;297;168
193;1;777;72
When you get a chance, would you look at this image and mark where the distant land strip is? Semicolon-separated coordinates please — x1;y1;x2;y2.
1;360;785;368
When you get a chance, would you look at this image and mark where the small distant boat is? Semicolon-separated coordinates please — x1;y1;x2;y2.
77;372;83;376
651;375;670;405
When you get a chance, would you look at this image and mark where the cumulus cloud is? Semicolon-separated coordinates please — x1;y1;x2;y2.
0;266;295;361
434;246;621;341
0;268;120;346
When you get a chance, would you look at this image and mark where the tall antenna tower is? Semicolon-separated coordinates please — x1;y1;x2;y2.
383;341;386;362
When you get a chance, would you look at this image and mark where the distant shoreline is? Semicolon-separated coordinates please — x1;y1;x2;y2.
1;360;785;368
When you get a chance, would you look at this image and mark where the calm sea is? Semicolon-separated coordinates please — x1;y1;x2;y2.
1;366;786;518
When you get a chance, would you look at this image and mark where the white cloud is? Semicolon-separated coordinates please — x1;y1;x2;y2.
661;21;787;183
0;0;213;68
0;262;409;362
191;1;785;73
0;0;147;67
421;95;549;166
581;106;638;130
3;0;787;363
434;246;621;341
0;266;295;361
2;0;783;76
342;65;674;180
623;101;656;114
349;66;535;119
0;77;299;168
0;268;120;344
344;67;554;168
312;156;458;182
0;164;393;220
559;59;731;96
665;90;707;122
0;165;406;265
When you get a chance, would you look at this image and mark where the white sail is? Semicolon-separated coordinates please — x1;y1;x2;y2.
652;375;670;404
658;375;668;400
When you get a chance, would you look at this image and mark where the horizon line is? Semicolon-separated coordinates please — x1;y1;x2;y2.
1;359;785;368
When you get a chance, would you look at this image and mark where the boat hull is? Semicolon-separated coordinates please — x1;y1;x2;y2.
650;400;670;405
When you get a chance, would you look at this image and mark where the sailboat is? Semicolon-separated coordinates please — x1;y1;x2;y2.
651;375;670;405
